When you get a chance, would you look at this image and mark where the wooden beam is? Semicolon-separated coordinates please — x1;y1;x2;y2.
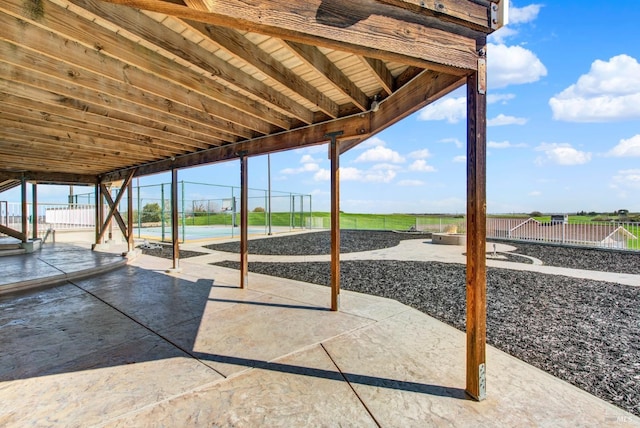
0;224;26;242
465;48;487;401
21;177;28;243
361;57;394;95
96;0;480;73
71;0;314;124
186;22;339;118
286;41;369;111
96;170;136;243
328;132;342;311
0;171;97;185
239;155;248;288
375;0;491;31
100;184;130;242
171;168;180;270
101;113;370;182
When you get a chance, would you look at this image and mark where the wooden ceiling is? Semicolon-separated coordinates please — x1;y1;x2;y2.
0;0;497;185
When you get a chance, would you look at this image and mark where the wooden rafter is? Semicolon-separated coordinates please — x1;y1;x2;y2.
96;0;480;72
361;57;394;95
285;41;369;111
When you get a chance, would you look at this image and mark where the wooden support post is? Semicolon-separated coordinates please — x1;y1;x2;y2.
171;168;180;270
240;155;248;288
465;45;488;401
96;170;135;244
21;177;28;243
127;178;134;252
32;182;38;240
327;131;343;311
95;183;101;245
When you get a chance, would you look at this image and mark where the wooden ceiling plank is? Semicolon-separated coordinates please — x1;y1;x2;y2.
96;0;481;73
0;153;114;173
101;112;372;182
0;63;237;146
0;18;256;140
186;22;340;118
0;144;131;169
0;103;197;155
0;171;97;185
0;90;217;151
0;114;178;159
70;0;315;125
1;0;290;131
285;41;369;111
361;57;395;95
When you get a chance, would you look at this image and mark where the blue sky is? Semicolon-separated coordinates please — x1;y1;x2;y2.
6;2;640;214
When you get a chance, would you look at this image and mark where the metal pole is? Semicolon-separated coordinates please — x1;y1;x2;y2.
181;180;185;243
268;153;272;235
137;178;141;238
240;155;249;288
21;177;28;242
171;169;180;270
161;183;165;242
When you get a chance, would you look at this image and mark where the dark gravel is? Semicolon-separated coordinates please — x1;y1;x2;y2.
137;243;207;259
491;240;640;274
204;230;431;255
213;243;640;416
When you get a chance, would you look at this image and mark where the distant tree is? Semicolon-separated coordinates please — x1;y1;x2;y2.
253;207;265;213
617;209;629;216
141;202;161;223
529;211;543;217
576;210;587;216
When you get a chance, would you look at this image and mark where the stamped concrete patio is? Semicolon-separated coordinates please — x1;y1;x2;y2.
1;244;638;427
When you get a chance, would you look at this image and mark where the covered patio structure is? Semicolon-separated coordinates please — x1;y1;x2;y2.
0;0;506;401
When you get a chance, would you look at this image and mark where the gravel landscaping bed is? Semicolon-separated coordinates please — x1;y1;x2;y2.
137;243;207;259
212;236;640;416
204;230;431;255
490;240;640;274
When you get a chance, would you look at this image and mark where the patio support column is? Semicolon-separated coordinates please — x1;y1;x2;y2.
32;182;38;240
127;177;134;252
171;168;180;270
327;131;343;311
21;177;28;243
240;154;248;288
465;43;488;401
95;183;101;245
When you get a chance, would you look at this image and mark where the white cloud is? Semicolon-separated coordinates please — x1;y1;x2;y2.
528;190;542;197
439;138;463;148
398;179;425;187
487;93;516;104
612;169;640;190
371;163;403;171
487;141;528;149
607;135;640;157
280;155;321;174
355;145;405;163
487;114;528;126
488;43;547;89
313;169;330;181
453;155;466;163
550;55;640;122
409;159;436;172
409;149;432;159
358;136;386;149
489;26;518;44
417;96;466;123
535;143;592;166
510;4;543;24
315;166;397;183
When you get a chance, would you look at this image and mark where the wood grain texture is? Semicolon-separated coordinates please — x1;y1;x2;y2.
465;66;487;401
